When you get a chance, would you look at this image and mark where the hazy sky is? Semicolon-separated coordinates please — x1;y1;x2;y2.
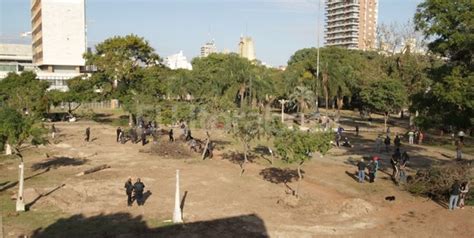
0;0;422;66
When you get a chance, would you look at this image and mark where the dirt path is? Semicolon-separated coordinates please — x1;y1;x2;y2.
1;121;473;237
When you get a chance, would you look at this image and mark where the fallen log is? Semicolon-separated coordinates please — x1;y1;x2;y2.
76;164;110;176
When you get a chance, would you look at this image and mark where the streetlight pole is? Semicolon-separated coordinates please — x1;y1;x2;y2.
16;155;25;212
278;99;288;123
315;0;321;113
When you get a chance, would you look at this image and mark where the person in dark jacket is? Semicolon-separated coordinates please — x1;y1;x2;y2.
141;131;147;146
124;177;134;206
384;136;391;152
133;178;145;206
449;180;461;210
84;127;90;142
169;129;174;142
391;149;401;180
367;161;376;183
357;159;366;183
394;134;401;148
116;127;122;142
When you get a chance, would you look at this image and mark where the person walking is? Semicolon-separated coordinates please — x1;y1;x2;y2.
355;125;359;137
448;180;461;210
408;130;415;145
456;140;463;160
124;177;134;206
141;131;147;146
384;136;391;153
357;159;366;183
394;134;401;149
84;127;90;142
391;150;400;180
372;156;380;180
418;131;424;144
116;127;122;143
169;129;174;142
367;160;376;183
51;124;57;139
133;178;145;206
458;182;469;209
399;158;408;183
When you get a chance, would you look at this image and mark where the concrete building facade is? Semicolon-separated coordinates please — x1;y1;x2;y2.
163;51;192;70
0;44;35;79
200;40;217;57
31;0;86;72
238;36;256;61
30;0;86;91
325;0;378;50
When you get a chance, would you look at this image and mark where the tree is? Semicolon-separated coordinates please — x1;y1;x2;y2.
274;129;332;197
47;76;98;116
290;86;314;126
413;0;474;130
232;110;263;176
0;71;49;118
359;79;407;131
84;35;160;124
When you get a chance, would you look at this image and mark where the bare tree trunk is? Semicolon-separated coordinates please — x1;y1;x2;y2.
336;96;343;122
5;143;12;155
129;113;134;126
240;143;248;177
296;161;304;198
384;112;389;133
322;72;329;116
300;100;305;126
239;84;246;109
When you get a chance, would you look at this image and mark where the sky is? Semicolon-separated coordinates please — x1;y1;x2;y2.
0;0;422;66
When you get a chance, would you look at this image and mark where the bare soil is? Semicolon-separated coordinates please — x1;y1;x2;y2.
1;119;473;238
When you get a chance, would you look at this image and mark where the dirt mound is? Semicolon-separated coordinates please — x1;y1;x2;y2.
338;198;374;218
141;142;195;159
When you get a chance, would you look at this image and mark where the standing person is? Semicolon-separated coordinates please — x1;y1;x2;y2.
51;124;57;139
141;131;147;146
357;159;366;183
418;130;424;145
119;130;126;144
335;133;341;147
355;125;359;137
84;127;90;142
372;156;380;180
169;129;174;142
391;150;400;180
367;160;376;183
375;135;382;153
116;127;122;143
458;182;469;209
458;130;465;143
133;178;145;206
448;180;461;210
124;177;134;206
399;154;408;183
394;134;401;149
386;126;391;136
384;135;391;153
408;130;415;145
185;128;192;141
456;140;463;160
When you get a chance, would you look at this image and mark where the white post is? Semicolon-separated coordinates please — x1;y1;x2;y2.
172;170;183;223
5;144;11;155
16;162;25;212
279;99;287;123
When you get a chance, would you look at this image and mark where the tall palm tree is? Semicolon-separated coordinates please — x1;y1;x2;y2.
290;86;315;126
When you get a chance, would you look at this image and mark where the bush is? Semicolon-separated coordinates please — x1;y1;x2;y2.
406;160;473;203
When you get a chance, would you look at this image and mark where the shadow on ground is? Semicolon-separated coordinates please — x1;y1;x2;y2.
259;167;303;184
31;156;88;171
31;213;268;238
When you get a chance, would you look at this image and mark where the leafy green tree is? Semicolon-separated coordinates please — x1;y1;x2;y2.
413;0;474;130
274;129;332;197
290;86;314;126
84;35;160;124
232;110;263;176
0;72;49;118
360;79;407;131
47;76;98;116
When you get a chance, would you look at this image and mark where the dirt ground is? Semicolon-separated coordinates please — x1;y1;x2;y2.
1;118;473;238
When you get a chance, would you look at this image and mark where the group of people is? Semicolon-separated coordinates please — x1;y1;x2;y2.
124;177;146;206
449;180;470;210
406;128;424;145
335;126;353;148
356;156;380;183
390;148;410;183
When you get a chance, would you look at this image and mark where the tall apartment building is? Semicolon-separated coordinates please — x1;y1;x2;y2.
238;36;256;61
31;0;86;91
200;40;217;57
31;0;86;73
163;51;193;70
324;0;378;50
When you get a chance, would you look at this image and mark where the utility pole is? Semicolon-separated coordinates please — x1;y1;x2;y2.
278;99;288;123
16;155;25;212
315;0;321;113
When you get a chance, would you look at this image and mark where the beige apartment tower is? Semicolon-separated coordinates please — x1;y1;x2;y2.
31;0;86;72
238;36;256;61
325;0;378;50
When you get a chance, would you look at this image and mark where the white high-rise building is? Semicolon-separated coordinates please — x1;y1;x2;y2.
164;51;192;70
200;40;217;57
238;36;256;61
31;0;86;90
